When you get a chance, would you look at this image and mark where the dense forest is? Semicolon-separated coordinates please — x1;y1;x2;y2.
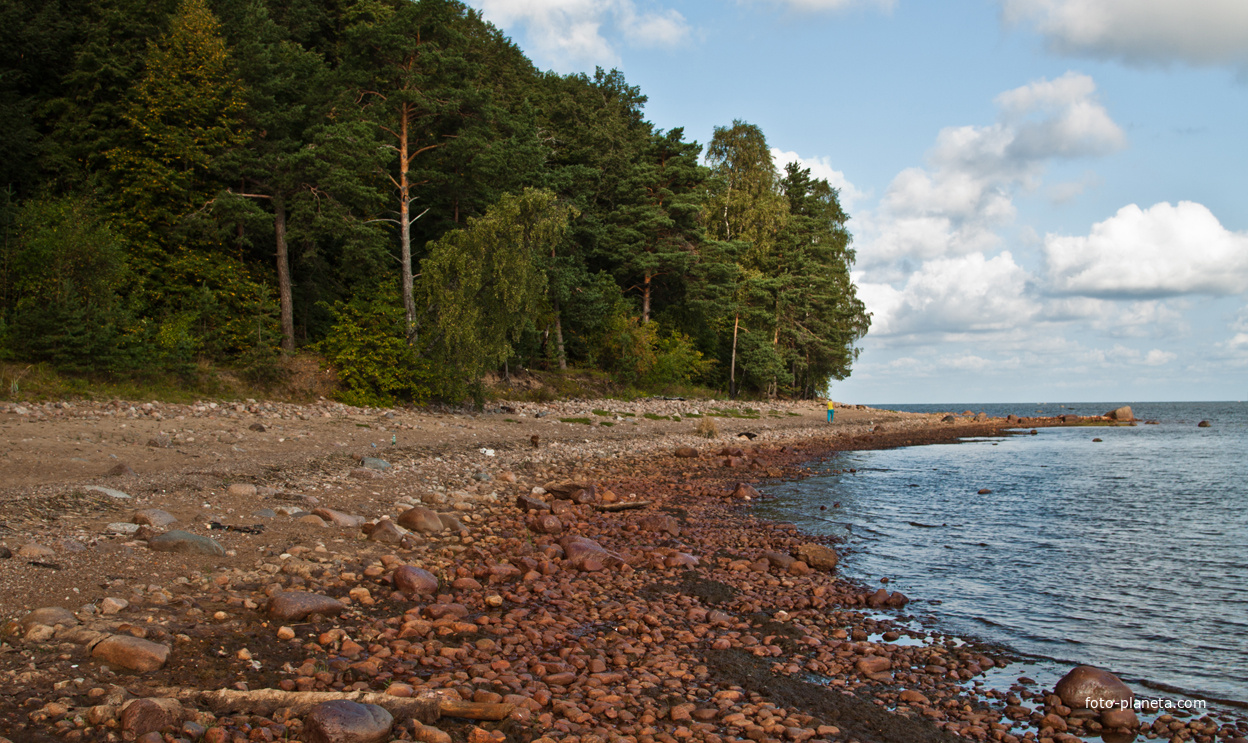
0;0;870;405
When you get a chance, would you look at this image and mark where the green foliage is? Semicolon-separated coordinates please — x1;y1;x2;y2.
559;417;592;425
0;196;129;371
317;283;432;407
415;188;573;399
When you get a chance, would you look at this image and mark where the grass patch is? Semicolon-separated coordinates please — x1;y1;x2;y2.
503;418;518;423
599;421;614;427
592;409;614;417
787;411;802;416
559;417;593;425
684;412;703;418
707;407;761;419
643;412;671;421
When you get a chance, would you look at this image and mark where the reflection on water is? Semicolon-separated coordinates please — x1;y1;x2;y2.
757;402;1248;707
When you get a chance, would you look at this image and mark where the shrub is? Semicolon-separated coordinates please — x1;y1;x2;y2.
317;283;432;407
696;417;719;438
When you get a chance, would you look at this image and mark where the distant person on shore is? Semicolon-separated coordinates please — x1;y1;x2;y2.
827;400;835;423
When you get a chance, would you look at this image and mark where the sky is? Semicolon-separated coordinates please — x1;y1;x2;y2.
461;0;1248;403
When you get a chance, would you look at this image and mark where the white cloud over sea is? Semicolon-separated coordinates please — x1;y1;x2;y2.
1044;201;1248;298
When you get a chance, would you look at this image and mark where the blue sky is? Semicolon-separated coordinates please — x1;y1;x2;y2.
464;0;1248;403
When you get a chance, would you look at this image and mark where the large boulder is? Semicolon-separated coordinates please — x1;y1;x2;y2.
1105;406;1133;421
797;543;839;572
1055;665;1134;710
559;535;629;572
92;635;170;673
268;592;345;622
304;700;393;743
119;698;183;737
147;531;224;556
392;566;439;595
397;506;444;534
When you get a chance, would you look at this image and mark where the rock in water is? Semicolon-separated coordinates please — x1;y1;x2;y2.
1197;420;1211;428
797;543;839;571
1104;406;1133;421
1054;665;1134;710
268;592;345;622
92;635;170;672
147;531;224;556
304;700;393;743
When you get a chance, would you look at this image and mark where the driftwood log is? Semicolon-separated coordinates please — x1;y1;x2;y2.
594;500;652;512
153;688;513;723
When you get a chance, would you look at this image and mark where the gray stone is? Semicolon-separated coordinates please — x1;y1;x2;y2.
107;523;141;535
268;592;345;622
227;483;258;497
253;508;277;519
361;457;390;471
1104;406;1134;421
132;509;177;527
304;700;393;743
147;531;225;556
83;485;131;500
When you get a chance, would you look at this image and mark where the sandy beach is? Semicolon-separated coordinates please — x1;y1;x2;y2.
0;397;1241;743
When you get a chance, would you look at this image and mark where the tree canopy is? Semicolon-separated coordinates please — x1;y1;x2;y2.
0;0;869;403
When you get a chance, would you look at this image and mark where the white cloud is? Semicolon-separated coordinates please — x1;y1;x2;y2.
857;252;1038;337
861;72;1122;266
1045;201;1248;297
1002;0;1248;70
770;148;866;211
472;0;690;70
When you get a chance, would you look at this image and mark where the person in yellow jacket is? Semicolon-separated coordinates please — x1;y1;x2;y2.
827;400;835;423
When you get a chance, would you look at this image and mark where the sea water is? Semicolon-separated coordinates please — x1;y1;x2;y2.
755;401;1248;707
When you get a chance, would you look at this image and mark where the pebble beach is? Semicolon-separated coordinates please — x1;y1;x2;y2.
1;397;1244;743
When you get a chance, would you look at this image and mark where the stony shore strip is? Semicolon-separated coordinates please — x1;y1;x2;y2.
0;398;1244;743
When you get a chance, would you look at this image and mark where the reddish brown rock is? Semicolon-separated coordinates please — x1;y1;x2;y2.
397;506;444;534
559;535;629;572
797;542;838;571
762;551;795;570
855;656;891;675
304;700;393;743
527;514;564;534
312;508;365;528
366;520;405;544
1055;665;1134;710
1105;406;1133;421
731;482;760;499
516;494;551;512
674;446;700;458
393;566;439;595
1100;707;1139;729
120;698;182;737
92;635;170;672
637;513;680;536
268;592;345;622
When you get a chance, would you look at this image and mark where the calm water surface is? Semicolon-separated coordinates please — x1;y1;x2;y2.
756;401;1248;706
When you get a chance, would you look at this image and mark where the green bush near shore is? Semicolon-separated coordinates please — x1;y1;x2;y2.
559;417;593;425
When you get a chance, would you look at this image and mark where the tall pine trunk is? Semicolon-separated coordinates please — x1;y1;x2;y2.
274;193;293;352
729;312;739;399
642;271;651;323
399;105;416;342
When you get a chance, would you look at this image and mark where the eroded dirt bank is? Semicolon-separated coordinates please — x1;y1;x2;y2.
1;398;1240;743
